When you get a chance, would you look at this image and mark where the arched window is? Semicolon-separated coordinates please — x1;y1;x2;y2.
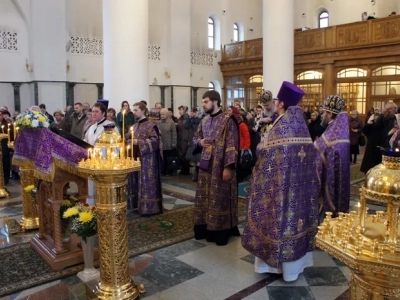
296;71;323;80
319;11;329;28
208;82;214;90
208;17;215;49
337;68;367;78
233;23;239;42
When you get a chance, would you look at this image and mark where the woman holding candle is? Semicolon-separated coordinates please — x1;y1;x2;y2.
116;101;135;136
126;102;163;215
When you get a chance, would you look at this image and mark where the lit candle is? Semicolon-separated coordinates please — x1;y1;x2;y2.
126;145;130;160
15;127;19;138
131;126;134;159
7;124;10;142
120;146;124;160
13;123;16;141
87;149;92;160
122;109;126;141
1;125;4;134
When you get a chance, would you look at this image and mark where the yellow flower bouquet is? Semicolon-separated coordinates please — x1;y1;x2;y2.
15;109;49;129
24;185;37;203
63;203;97;241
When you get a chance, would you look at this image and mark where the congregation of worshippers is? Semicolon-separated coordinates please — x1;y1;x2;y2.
4;80;398;281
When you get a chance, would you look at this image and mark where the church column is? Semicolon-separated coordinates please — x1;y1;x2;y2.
262;0;294;95
96;83;104;100
12;83;21;112
103;0;148;109
323;63;335;98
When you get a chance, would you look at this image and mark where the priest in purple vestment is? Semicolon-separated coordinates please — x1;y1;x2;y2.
128;101;163;215
193;90;240;246
242;81;320;282
314;95;350;218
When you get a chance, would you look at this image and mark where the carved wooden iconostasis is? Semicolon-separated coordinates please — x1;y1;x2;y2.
220;14;400;116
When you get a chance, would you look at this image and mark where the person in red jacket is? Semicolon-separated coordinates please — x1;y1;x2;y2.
232;107;252;182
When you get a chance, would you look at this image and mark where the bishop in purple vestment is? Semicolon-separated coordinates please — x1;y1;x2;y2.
315;95;350;218
193;90;240;246
242;81;320;282
129;102;163;215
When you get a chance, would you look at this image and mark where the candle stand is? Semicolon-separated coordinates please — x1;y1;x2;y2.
78;125;143;300
317;150;400;299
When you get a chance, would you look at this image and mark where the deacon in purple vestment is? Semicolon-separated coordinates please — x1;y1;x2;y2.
315;95;350;218
242;81;320;282
193;90;240;246
129;102;163;215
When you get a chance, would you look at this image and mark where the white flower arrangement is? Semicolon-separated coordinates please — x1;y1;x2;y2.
15;109;50;129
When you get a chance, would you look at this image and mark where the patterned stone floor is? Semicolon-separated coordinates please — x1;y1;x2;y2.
0;165;383;300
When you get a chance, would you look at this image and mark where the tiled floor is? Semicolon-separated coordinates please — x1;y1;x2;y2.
0;169;379;300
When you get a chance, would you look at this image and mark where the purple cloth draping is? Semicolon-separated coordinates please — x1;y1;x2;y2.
13;128;87;178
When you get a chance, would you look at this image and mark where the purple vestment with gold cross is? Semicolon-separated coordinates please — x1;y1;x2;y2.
314;112;350;217
242;106;320;268
193;110;239;244
130;118;163;215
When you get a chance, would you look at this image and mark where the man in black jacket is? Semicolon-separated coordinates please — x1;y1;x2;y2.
39;104;55;123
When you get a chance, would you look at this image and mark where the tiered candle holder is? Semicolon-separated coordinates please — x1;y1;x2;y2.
317;150;400;299
77;124;143;300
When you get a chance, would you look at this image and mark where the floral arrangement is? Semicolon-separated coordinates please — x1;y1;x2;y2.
15;109;49;129
24;185;37;204
63;203;97;241
60;195;78;226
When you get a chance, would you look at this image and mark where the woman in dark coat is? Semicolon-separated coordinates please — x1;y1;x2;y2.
360;113;383;173
184;108;202;181
308;111;325;141
349;110;364;164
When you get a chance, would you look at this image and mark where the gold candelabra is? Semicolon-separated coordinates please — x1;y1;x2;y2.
317;152;400;299
77;125;143;300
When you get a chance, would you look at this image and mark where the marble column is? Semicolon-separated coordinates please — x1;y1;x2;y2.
262;0;294;96
12;83;21;112
96;83;104;100
66;82;76;106
103;0;148;109
160;86;167;107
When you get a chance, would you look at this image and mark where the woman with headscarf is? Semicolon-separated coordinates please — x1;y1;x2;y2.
116;101;135;136
232;107;251;182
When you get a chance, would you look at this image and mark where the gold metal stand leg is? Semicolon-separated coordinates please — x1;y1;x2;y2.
92;173;141;300
19;167;39;230
0;139;9;198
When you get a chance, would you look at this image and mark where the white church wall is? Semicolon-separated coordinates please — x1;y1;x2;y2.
66;0;103;84
0;0;30;82
0;83;15;111
295;0;399;29
19;83;32;110
74;84;98;106
37;82;65;115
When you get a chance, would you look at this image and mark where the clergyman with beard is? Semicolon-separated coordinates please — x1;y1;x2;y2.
314;95;350;219
192;90;240;246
